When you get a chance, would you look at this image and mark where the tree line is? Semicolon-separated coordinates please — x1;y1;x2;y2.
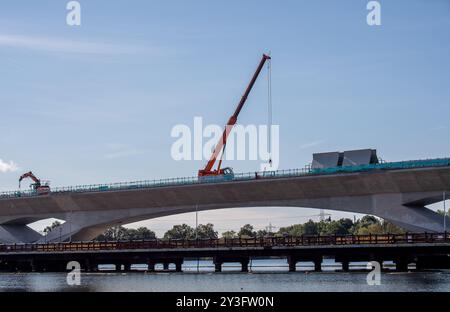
91;215;406;241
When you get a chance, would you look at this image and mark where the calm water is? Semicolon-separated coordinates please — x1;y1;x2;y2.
0;259;449;292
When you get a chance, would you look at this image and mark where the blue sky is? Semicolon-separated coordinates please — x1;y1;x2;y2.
1;1;449;235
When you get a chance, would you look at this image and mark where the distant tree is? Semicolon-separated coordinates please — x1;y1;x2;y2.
95;226;128;241
320;218;354;235
359;215;379;227
44;221;62;234
352;215;380;234
135;227;157;240
316;220;330;234
238;224;257;238
437;210;450;217
278;224;303;236
163;224;195;240
381;220;405;234
303;220;319;235
338;218;354;232
196;223;218;239
222;230;237;239
356;223;383;235
124;228;139;240
256;229;269;238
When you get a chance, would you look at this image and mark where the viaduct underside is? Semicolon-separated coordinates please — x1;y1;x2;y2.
0;166;449;243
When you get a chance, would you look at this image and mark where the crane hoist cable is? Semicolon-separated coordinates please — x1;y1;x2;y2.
267;55;273;166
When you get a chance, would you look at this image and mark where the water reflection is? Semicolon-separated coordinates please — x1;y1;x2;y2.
0;259;448;292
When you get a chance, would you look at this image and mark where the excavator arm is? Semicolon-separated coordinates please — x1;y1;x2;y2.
19;171;41;188
198;54;271;177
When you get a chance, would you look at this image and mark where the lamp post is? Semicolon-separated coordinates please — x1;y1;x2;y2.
195;204;198;240
444;191;447;232
195;204;199;273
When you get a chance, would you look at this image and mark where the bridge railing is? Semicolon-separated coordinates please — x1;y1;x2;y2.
0;232;448;253
1;157;449;200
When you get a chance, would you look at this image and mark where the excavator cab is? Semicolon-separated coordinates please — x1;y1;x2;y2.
34;181;51;195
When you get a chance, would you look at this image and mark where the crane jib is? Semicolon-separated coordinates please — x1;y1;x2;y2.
199;54;271;178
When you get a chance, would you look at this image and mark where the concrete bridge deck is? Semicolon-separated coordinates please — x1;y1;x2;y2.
0;158;449;243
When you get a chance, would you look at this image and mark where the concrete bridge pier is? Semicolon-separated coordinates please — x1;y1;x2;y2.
314;259;322;272
287;256;296;272
241;260;249;272
341;260;350;272
213;257;250;272
394;258;410;272
84;259;98;272
147;259;183;272
288;256;322;272
88;263;98;272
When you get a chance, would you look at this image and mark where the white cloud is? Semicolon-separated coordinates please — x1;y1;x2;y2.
300;140;325;149
0;159;19;173
0;34;154;55
105;149;143;159
104;143;144;159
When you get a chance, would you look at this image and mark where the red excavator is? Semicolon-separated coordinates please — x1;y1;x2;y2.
19;171;51;195
198;54;271;181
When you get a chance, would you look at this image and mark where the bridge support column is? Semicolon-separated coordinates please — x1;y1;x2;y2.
163;263;169;271
84;259;97;272
395;258;409;272
214;262;222;272
314;259;322;272
287;256;297;272
341;260;349;272
124;263;131;272
148;263;155;272
175;262;183;273
241;260;249;273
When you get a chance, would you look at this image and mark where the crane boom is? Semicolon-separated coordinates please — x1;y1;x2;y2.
198;54;271;178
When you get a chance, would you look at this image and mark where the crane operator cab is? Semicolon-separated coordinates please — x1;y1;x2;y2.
222;167;235;180
198;167;235;183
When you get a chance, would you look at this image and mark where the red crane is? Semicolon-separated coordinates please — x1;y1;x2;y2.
19;171;51;195
198;54;271;179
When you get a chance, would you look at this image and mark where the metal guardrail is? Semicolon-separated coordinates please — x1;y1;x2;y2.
1;157;449;200
0;233;448;253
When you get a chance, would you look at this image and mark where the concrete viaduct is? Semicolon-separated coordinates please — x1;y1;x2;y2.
0;165;449;243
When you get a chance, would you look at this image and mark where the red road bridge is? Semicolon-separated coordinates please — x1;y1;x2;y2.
1;232;449;273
